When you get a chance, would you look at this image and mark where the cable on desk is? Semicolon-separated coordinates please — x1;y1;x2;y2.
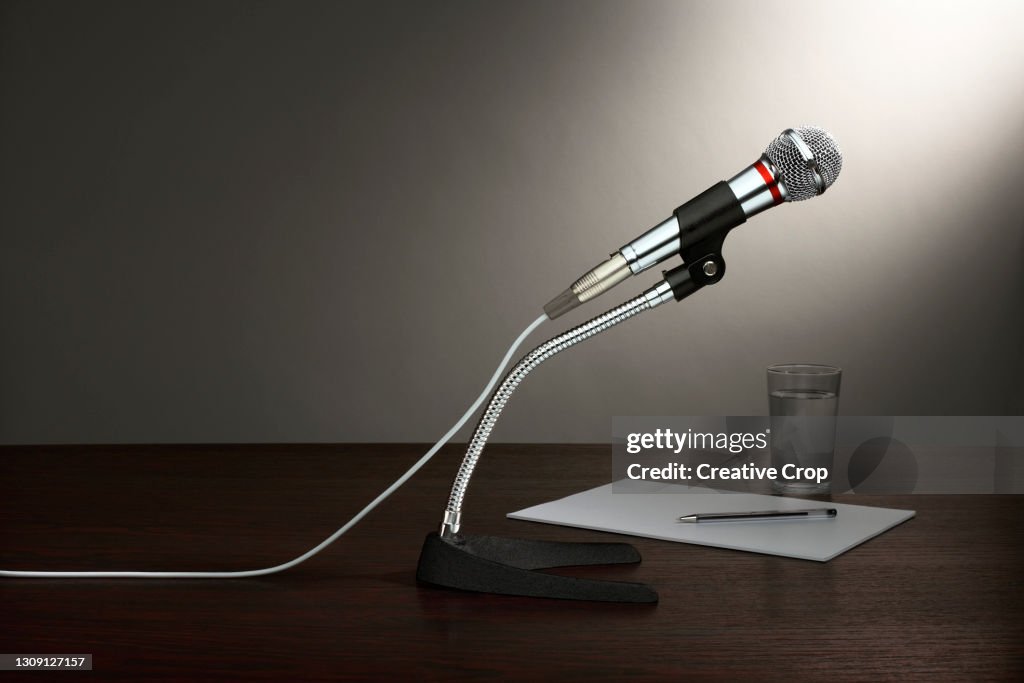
0;313;549;579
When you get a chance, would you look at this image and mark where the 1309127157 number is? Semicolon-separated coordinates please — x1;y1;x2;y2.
18;657;85;667
5;655;91;670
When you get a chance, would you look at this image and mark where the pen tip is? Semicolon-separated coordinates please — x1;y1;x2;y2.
678;515;697;523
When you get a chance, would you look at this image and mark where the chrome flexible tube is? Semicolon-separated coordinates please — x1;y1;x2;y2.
441;293;654;536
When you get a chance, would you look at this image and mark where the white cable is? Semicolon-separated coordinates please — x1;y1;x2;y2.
1;313;549;579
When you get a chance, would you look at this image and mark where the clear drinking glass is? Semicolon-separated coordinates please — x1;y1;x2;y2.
767;364;842;495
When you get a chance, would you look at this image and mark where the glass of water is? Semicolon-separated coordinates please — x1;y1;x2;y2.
767;364;842;495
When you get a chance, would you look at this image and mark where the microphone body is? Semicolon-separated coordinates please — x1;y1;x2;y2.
544;127;841;319
622;157;784;274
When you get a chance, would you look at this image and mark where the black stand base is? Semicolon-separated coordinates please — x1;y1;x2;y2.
416;532;658;603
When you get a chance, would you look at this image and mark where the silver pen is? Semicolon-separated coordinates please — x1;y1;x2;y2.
678;508;838;523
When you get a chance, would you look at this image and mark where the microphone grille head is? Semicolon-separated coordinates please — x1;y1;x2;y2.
764;126;843;201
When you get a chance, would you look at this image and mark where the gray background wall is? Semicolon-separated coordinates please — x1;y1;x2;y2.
1;0;1022;445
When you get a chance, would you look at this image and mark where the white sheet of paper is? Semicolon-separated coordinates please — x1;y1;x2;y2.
508;481;915;562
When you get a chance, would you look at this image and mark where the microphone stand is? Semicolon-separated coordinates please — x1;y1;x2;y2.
417;236;731;603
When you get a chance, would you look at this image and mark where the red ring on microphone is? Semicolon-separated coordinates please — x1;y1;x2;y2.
755;160;783;204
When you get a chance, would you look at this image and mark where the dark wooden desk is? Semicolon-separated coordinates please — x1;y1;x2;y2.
2;444;1022;681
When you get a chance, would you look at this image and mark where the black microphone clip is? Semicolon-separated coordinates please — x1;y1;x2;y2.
662;180;744;301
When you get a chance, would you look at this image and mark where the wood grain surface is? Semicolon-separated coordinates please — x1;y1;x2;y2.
2;444;1022;681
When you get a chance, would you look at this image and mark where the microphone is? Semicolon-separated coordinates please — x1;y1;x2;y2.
543;126;843;319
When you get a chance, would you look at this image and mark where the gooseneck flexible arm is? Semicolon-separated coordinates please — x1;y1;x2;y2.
441;284;672;537
428;240;733;540
440;194;742;538
421;245;728;601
